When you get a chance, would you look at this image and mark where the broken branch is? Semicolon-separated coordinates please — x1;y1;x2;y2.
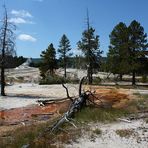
62;83;73;102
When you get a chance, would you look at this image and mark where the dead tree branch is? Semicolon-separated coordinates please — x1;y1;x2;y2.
49;77;88;133
62;83;73;102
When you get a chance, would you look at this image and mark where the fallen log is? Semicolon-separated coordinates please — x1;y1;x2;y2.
50;93;88;133
118;118;132;123
49;77;89;133
37;98;69;106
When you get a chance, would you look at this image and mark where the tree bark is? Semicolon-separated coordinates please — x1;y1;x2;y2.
1;10;7;96
119;74;122;81
132;70;136;85
1;65;5;96
64;65;66;78
64;52;66;79
87;63;93;84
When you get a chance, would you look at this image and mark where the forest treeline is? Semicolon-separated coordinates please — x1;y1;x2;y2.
38;20;148;85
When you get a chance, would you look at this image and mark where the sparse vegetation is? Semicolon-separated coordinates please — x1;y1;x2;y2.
128;94;148;112
75;107;129;123
93;76;102;84
39;74;79;84
39;74;67;84
0;122;48;148
141;75;148;83
116;129;134;138
0;93;148;147
0;1;148;148
93;128;102;135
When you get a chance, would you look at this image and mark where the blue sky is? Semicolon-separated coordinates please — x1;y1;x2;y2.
0;0;148;58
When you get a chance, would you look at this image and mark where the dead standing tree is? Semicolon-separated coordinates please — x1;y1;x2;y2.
77;11;102;84
0;6;16;96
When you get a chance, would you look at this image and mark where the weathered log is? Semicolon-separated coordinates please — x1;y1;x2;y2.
118;118;132;123
49;76;88;133
50;93;88;133
37;98;69;106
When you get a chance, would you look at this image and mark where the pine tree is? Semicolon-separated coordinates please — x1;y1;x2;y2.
107;22;129;80
77;13;102;84
58;34;71;78
40;43;57;78
128;20;148;85
107;20;148;84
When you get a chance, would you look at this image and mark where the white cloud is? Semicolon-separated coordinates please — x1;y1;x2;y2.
9;17;34;24
18;34;37;42
11;10;32;18
9;17;27;24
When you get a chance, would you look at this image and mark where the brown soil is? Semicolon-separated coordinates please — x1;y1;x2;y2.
0;87;132;136
88;86;131;108
0;87;131;125
0;100;70;125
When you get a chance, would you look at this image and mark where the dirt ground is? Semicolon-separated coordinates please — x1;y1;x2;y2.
64;119;148;148
0;85;131;124
0;67;148;147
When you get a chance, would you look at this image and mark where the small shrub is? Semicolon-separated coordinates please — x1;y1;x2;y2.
40;74;79;85
93;128;102;135
116;129;134;138
141;75;148;83
93;77;102;84
39;75;68;84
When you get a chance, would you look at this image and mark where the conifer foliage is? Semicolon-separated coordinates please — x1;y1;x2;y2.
107;20;148;84
40;43;57;78
77;27;102;84
58;34;72;78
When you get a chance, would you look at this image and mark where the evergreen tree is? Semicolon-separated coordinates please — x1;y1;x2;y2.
58;34;71;78
77;27;102;84
107;22;129;80
40;43;57;78
128;20;148;85
107;20;148;84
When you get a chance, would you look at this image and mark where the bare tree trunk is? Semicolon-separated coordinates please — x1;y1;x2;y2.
87;64;92;84
119;74;122;81
1;9;7;96
64;52;66;79
64;64;66;78
1;65;5;96
132;70;136;85
0;6;15;96
90;66;93;84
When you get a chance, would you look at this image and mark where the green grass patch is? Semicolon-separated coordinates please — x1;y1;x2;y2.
0;122;50;148
75;107;129;123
